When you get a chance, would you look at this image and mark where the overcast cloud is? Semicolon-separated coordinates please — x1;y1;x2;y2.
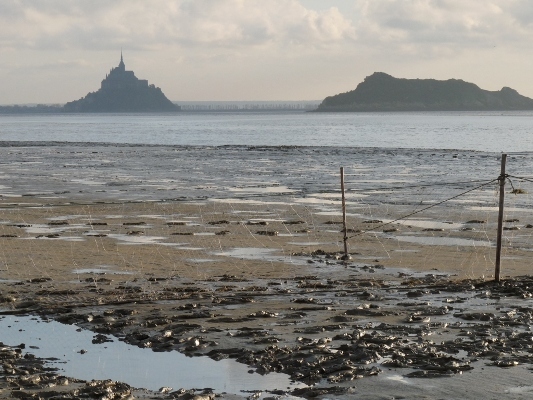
1;0;533;103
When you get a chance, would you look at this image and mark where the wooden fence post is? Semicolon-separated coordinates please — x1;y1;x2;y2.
494;153;507;283
340;167;350;260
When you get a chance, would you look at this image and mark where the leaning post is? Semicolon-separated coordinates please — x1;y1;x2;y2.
494;153;507;283
340;167;350;260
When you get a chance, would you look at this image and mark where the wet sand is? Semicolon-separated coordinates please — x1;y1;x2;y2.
1;144;533;399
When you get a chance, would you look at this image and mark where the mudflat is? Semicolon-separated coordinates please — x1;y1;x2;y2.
1;145;533;399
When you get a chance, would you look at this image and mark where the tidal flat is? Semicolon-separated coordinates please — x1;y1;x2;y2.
1;144;533;399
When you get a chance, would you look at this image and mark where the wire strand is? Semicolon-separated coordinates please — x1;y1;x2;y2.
342;179;494;192
347;178;499;239
507;175;533;185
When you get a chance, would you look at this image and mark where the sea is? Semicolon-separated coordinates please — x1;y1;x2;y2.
1;110;533;151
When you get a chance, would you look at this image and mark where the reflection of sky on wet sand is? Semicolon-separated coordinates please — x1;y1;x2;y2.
315;210;360;215
310;192;367;199
391;235;492;247
229;185;297;193
469;206;530;212
383;218;464;230
107;234;167;245
213;247;277;259
72;265;133;275
70;179;107;186
24;224;86;234
287;241;327;246
213;247;308;266
0;316;305;394
294;198;341;205
210;198;289;205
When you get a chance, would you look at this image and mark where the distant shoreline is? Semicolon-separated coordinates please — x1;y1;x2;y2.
5;104;533;114
0;100;321;114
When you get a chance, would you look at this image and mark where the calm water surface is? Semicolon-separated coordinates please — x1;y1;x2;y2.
1;111;533;151
0;316;303;393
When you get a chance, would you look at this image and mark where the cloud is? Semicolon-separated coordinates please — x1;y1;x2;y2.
0;0;356;51
4;0;532;57
355;0;533;54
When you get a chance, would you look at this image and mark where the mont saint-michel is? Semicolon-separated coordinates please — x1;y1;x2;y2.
63;53;180;113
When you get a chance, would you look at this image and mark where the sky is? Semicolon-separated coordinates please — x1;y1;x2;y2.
1;0;533;104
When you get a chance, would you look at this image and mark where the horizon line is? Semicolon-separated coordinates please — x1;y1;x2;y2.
0;100;323;107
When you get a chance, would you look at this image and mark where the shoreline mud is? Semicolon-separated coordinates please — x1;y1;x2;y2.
1;144;533;399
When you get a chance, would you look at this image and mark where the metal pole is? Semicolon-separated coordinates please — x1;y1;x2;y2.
495;153;507;283
340;167;350;260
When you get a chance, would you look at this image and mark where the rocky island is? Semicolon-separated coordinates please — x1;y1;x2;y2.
63;53;180;113
316;72;533;111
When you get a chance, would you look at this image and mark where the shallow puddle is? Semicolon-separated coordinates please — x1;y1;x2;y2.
374;218;464;230
72;266;133;275
470;206;529;212
248;218;284;222
107;234;168;245
229;185;297;194
70;179;107;186
314;210;360;216
0;315;305;394
392;235;492;247
213;247;278;260
294;198;340;205
55;236;86;242
24;224;87;234
210;198;289;206
309;192;367;199
287;241;327;246
213;247;308;265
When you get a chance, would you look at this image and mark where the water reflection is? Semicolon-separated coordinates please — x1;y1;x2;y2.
0;315;305;394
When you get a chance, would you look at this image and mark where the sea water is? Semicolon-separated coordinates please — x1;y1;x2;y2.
1;111;533;151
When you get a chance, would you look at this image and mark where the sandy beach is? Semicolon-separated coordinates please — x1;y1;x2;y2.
1;144;533;399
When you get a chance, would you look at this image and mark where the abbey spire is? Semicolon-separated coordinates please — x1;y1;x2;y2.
118;49;125;71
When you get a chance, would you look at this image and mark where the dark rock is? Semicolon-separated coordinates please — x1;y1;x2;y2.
316;72;533;112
